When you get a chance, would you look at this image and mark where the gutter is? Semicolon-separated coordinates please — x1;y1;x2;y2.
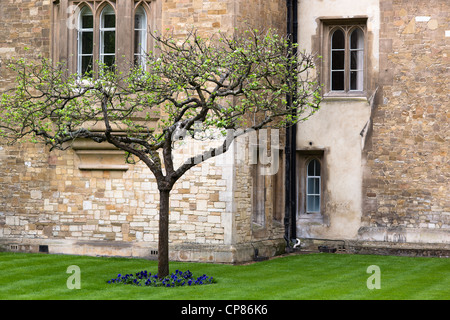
284;0;298;251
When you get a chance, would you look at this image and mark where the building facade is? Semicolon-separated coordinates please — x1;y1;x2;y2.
0;0;448;262
294;0;449;255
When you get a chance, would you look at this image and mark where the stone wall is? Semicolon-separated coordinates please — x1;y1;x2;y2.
0;0;51;89
0;0;288;263
360;0;449;244
162;0;286;35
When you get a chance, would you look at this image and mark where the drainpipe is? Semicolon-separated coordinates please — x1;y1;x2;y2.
284;0;298;251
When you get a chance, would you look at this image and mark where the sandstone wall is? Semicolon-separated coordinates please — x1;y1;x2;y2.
0;0;288;262
361;0;449;244
0;0;51;89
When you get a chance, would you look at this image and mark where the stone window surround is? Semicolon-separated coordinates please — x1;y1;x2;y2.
306;158;321;213
51;0;158;76
296;149;326;221
318;17;368;98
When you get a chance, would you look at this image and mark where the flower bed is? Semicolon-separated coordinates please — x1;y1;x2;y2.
107;270;215;287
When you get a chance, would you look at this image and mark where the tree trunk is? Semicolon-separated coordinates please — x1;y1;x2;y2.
158;189;170;278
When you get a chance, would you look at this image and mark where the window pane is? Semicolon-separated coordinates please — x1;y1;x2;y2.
308;178;321;195
331;71;344;91
307;161;314;176
332;51;344;70
314;196;320;212
315;178;320;194
351;50;363;69
135;12;145;29
81;14;93;29
314;160;321;176
307;177;314;194
81;31;93;54
81;56;93;75
308;159;320;176
102;55;115;68
134;30;143;54
350;70;363;91
350;49;363;91
103;13;115;28
331;29;345;49
134;55;142;67
307;195;320;213
307;195;314;212
350;28;364;49
102;31;115;53
350;50;357;70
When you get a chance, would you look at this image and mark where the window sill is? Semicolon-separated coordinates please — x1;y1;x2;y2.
322;92;368;103
298;212;324;224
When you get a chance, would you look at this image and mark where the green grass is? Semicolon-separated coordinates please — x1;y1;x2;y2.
0;252;449;300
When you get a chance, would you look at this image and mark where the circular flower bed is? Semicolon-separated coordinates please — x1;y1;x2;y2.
107;270;215;287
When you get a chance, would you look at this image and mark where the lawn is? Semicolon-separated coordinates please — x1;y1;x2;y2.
0;252;448;300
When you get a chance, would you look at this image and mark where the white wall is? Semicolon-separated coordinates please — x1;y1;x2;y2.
296;0;380;239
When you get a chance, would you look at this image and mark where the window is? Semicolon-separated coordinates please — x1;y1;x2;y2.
349;28;364;91
330;27;364;92
134;5;147;68
306;159;321;213
320;19;367;95
99;5;116;69
330;29;345;91
77;6;93;76
65;1;152;77
296;151;325;217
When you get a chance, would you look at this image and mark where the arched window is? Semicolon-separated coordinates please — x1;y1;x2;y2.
329;25;365;93
77;6;93;76
99;4;116;69
331;29;345;91
350;28;364;91
71;1;153;76
306;159;321;213
134;5;147;68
